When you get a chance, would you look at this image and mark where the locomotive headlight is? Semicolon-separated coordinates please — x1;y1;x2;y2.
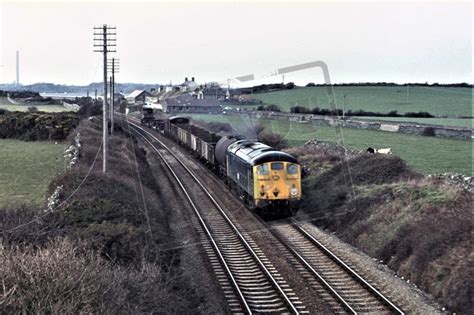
291;188;298;196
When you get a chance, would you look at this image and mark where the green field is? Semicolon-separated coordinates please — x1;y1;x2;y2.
247;86;473;117
356;117;473;128
0;140;66;208
188;114;472;176
0;97;75;112
0;104;74;112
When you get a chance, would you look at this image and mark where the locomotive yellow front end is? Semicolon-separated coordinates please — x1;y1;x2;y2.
253;161;301;212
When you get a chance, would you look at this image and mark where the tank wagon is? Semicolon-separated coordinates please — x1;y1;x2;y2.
160;116;302;217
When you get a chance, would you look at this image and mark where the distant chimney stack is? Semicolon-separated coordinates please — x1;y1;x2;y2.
16;50;19;88
192;77;195;82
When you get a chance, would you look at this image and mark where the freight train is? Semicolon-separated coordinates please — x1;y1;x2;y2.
156;115;302;217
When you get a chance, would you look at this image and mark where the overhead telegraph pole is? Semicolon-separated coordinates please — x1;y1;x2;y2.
107;58;119;134
93;24;116;173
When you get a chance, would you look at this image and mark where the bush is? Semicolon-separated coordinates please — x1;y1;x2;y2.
405;111;434;118
290;106;311;114
77;102;102;118
27;106;38;112
421;126;436;137
0;111;79;141
256;104;281;112
258;132;288;150
0;238;188;314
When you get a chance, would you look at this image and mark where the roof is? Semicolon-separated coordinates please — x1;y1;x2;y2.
228;140;298;165
182;80;199;90
143;103;163;110
127;90;149;98
202;87;227;96
163;94;221;108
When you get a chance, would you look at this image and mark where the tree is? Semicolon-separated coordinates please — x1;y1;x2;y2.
258;132;288;150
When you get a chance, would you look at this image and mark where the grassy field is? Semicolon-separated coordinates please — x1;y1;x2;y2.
0;97;75;112
0;104;74;112
356;116;473;128
247;86;472;117
0;140;66;208
188;114;472;176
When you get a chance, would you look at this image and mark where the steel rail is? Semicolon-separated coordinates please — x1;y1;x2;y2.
267;221;358;314
127;120;300;314
293;221;404;315
130;128;252;314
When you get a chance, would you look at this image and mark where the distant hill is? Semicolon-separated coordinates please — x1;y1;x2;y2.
0;82;161;94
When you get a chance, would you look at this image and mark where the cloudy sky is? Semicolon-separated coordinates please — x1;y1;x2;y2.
1;0;472;86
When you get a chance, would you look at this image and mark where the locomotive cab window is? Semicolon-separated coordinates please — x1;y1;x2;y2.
257;164;269;175
287;164;298;174
271;162;284;170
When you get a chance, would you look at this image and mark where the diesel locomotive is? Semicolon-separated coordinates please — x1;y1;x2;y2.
160;115;301;217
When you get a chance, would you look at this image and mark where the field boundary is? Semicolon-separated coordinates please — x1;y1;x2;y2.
224;111;473;140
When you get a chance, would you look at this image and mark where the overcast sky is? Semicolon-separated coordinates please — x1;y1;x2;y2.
1;0;472;86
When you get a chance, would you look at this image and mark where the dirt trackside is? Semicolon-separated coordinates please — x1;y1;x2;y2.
294;144;472;314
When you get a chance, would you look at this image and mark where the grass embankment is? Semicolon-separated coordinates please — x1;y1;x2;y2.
0;119;202;313
249;86;473;117
189;114;472;176
0;140;66;208
288;146;472;314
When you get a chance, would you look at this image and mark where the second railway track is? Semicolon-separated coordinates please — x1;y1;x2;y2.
269;221;405;314
127;120;307;314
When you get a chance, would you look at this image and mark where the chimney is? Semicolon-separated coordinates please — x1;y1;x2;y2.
185;77;188;82
192;77;195;82
16;50;19;88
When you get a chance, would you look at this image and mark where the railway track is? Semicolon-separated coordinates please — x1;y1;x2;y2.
270;221;404;314
126;120;307;314
122;115;404;314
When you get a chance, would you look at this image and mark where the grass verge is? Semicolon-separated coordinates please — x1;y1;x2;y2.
0;139;66;208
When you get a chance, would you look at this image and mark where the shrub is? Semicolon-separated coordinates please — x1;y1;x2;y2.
405;111;434;118
266;104;281;112
421;127;436;137
258;132;288;150
290;106;311;114
27;106;38;112
0;238;188;314
256;104;281;112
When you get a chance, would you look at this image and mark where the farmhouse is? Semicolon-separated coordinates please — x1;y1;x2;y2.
202;85;228;100
162;93;222;113
126;90;150;105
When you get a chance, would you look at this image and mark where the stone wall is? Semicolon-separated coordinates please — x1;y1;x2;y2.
227;111;473;140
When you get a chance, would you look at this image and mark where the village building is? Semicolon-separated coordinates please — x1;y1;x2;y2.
162;93;222;113
126;90;150;105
